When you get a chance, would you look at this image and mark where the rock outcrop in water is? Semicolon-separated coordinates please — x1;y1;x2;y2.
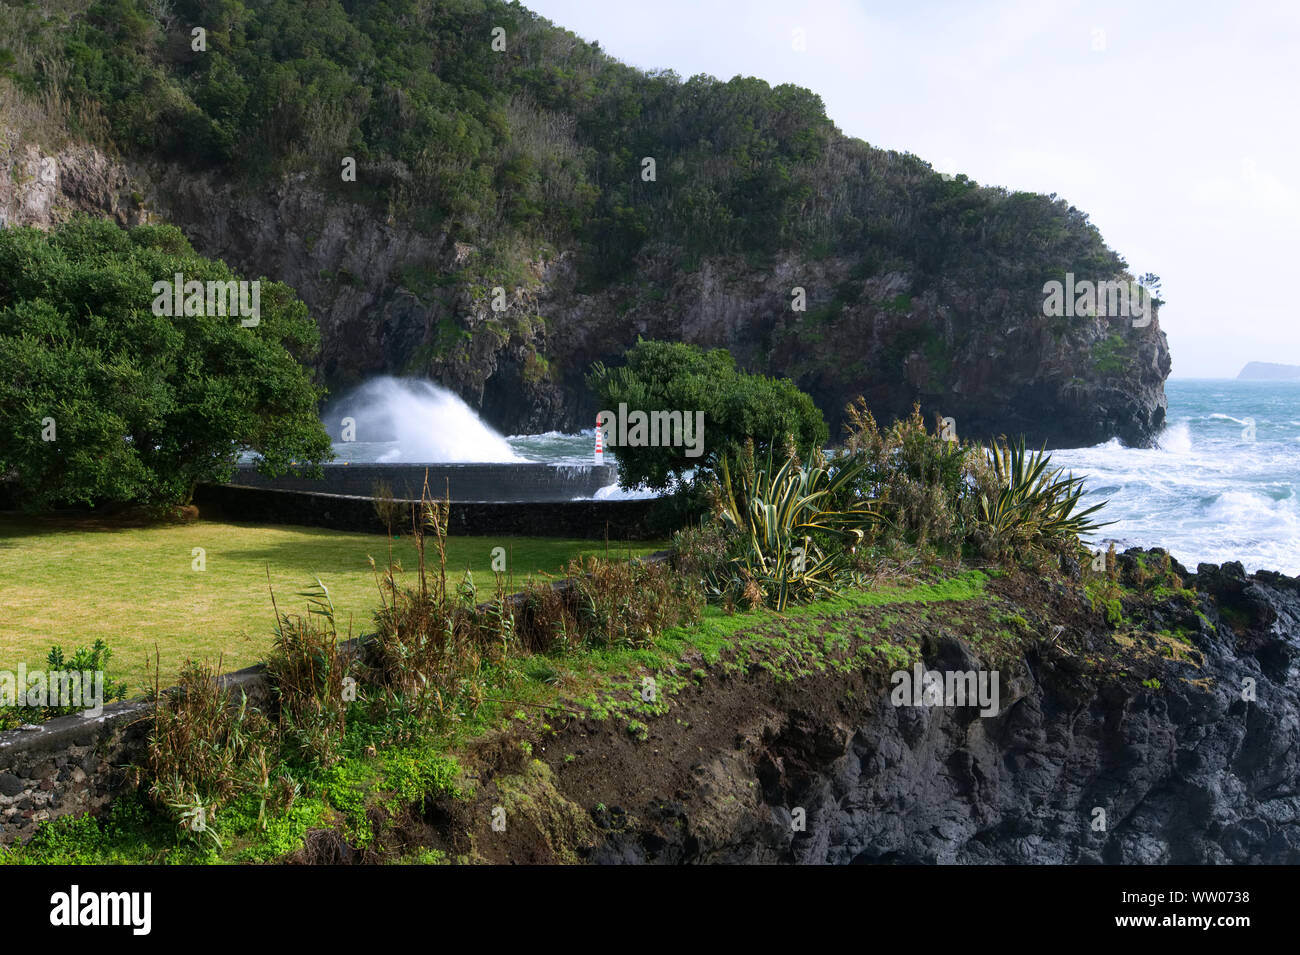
434;552;1299;864
1238;361;1300;381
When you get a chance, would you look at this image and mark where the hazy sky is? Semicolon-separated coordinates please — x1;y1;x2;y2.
525;0;1299;378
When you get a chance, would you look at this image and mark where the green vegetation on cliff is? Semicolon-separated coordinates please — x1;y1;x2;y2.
2;0;1125;287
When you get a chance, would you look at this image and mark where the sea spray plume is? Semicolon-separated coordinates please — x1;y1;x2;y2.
325;377;523;463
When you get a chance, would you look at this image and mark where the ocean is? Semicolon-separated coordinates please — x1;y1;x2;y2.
1051;379;1300;575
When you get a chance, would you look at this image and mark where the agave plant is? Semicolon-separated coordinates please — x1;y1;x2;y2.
976;436;1111;556
711;446;877;610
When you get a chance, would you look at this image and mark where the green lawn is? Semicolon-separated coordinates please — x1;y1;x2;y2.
0;516;662;693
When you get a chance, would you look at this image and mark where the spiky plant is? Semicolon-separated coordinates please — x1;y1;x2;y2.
711;444;877;610
975;436;1111;558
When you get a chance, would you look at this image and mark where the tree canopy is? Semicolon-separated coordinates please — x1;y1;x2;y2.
1;0;1126;286
0;216;332;510
587;340;828;490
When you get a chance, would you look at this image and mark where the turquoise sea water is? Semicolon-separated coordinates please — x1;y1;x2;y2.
1051;380;1300;575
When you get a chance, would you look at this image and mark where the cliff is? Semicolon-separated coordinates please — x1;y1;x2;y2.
0;122;1171;448
4;540;1296;863
439;552;1300;864
0;0;1171;447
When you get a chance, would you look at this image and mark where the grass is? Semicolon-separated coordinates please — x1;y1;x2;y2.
1;566;991;865
530;569;993;730
0;516;663;692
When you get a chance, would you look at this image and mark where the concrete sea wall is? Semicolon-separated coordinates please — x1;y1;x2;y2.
196;485;658;539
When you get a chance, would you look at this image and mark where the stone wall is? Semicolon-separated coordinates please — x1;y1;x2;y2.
0;668;266;846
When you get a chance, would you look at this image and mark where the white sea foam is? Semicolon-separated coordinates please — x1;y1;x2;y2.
1051;381;1300;574
1155;421;1193;453
588;482;659;501
319;380;1300;572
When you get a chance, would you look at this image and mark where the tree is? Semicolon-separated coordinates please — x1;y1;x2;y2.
586;339;828;491
1138;272;1164;306
0;217;332;511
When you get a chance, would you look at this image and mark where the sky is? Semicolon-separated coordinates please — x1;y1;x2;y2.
524;0;1299;378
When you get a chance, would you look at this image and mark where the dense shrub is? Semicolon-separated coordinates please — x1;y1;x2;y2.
517;555;702;653
141;660;286;849
264;580;356;769
673;396;1113;608
838;400;979;553
365;493;514;718
837;399;1107;561
586;340;828;491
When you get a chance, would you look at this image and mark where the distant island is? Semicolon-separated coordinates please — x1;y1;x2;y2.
1238;361;1300;380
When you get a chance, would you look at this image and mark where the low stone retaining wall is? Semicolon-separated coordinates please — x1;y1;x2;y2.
0;667;267;847
195;484;658;539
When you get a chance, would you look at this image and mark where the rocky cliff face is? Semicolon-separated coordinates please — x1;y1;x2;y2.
526;253;1170;447
443;553;1299;864
0;123;1170;447
0;130;146;230
677;571;1297;865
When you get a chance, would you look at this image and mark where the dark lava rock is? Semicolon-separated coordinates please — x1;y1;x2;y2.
586;554;1300;864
